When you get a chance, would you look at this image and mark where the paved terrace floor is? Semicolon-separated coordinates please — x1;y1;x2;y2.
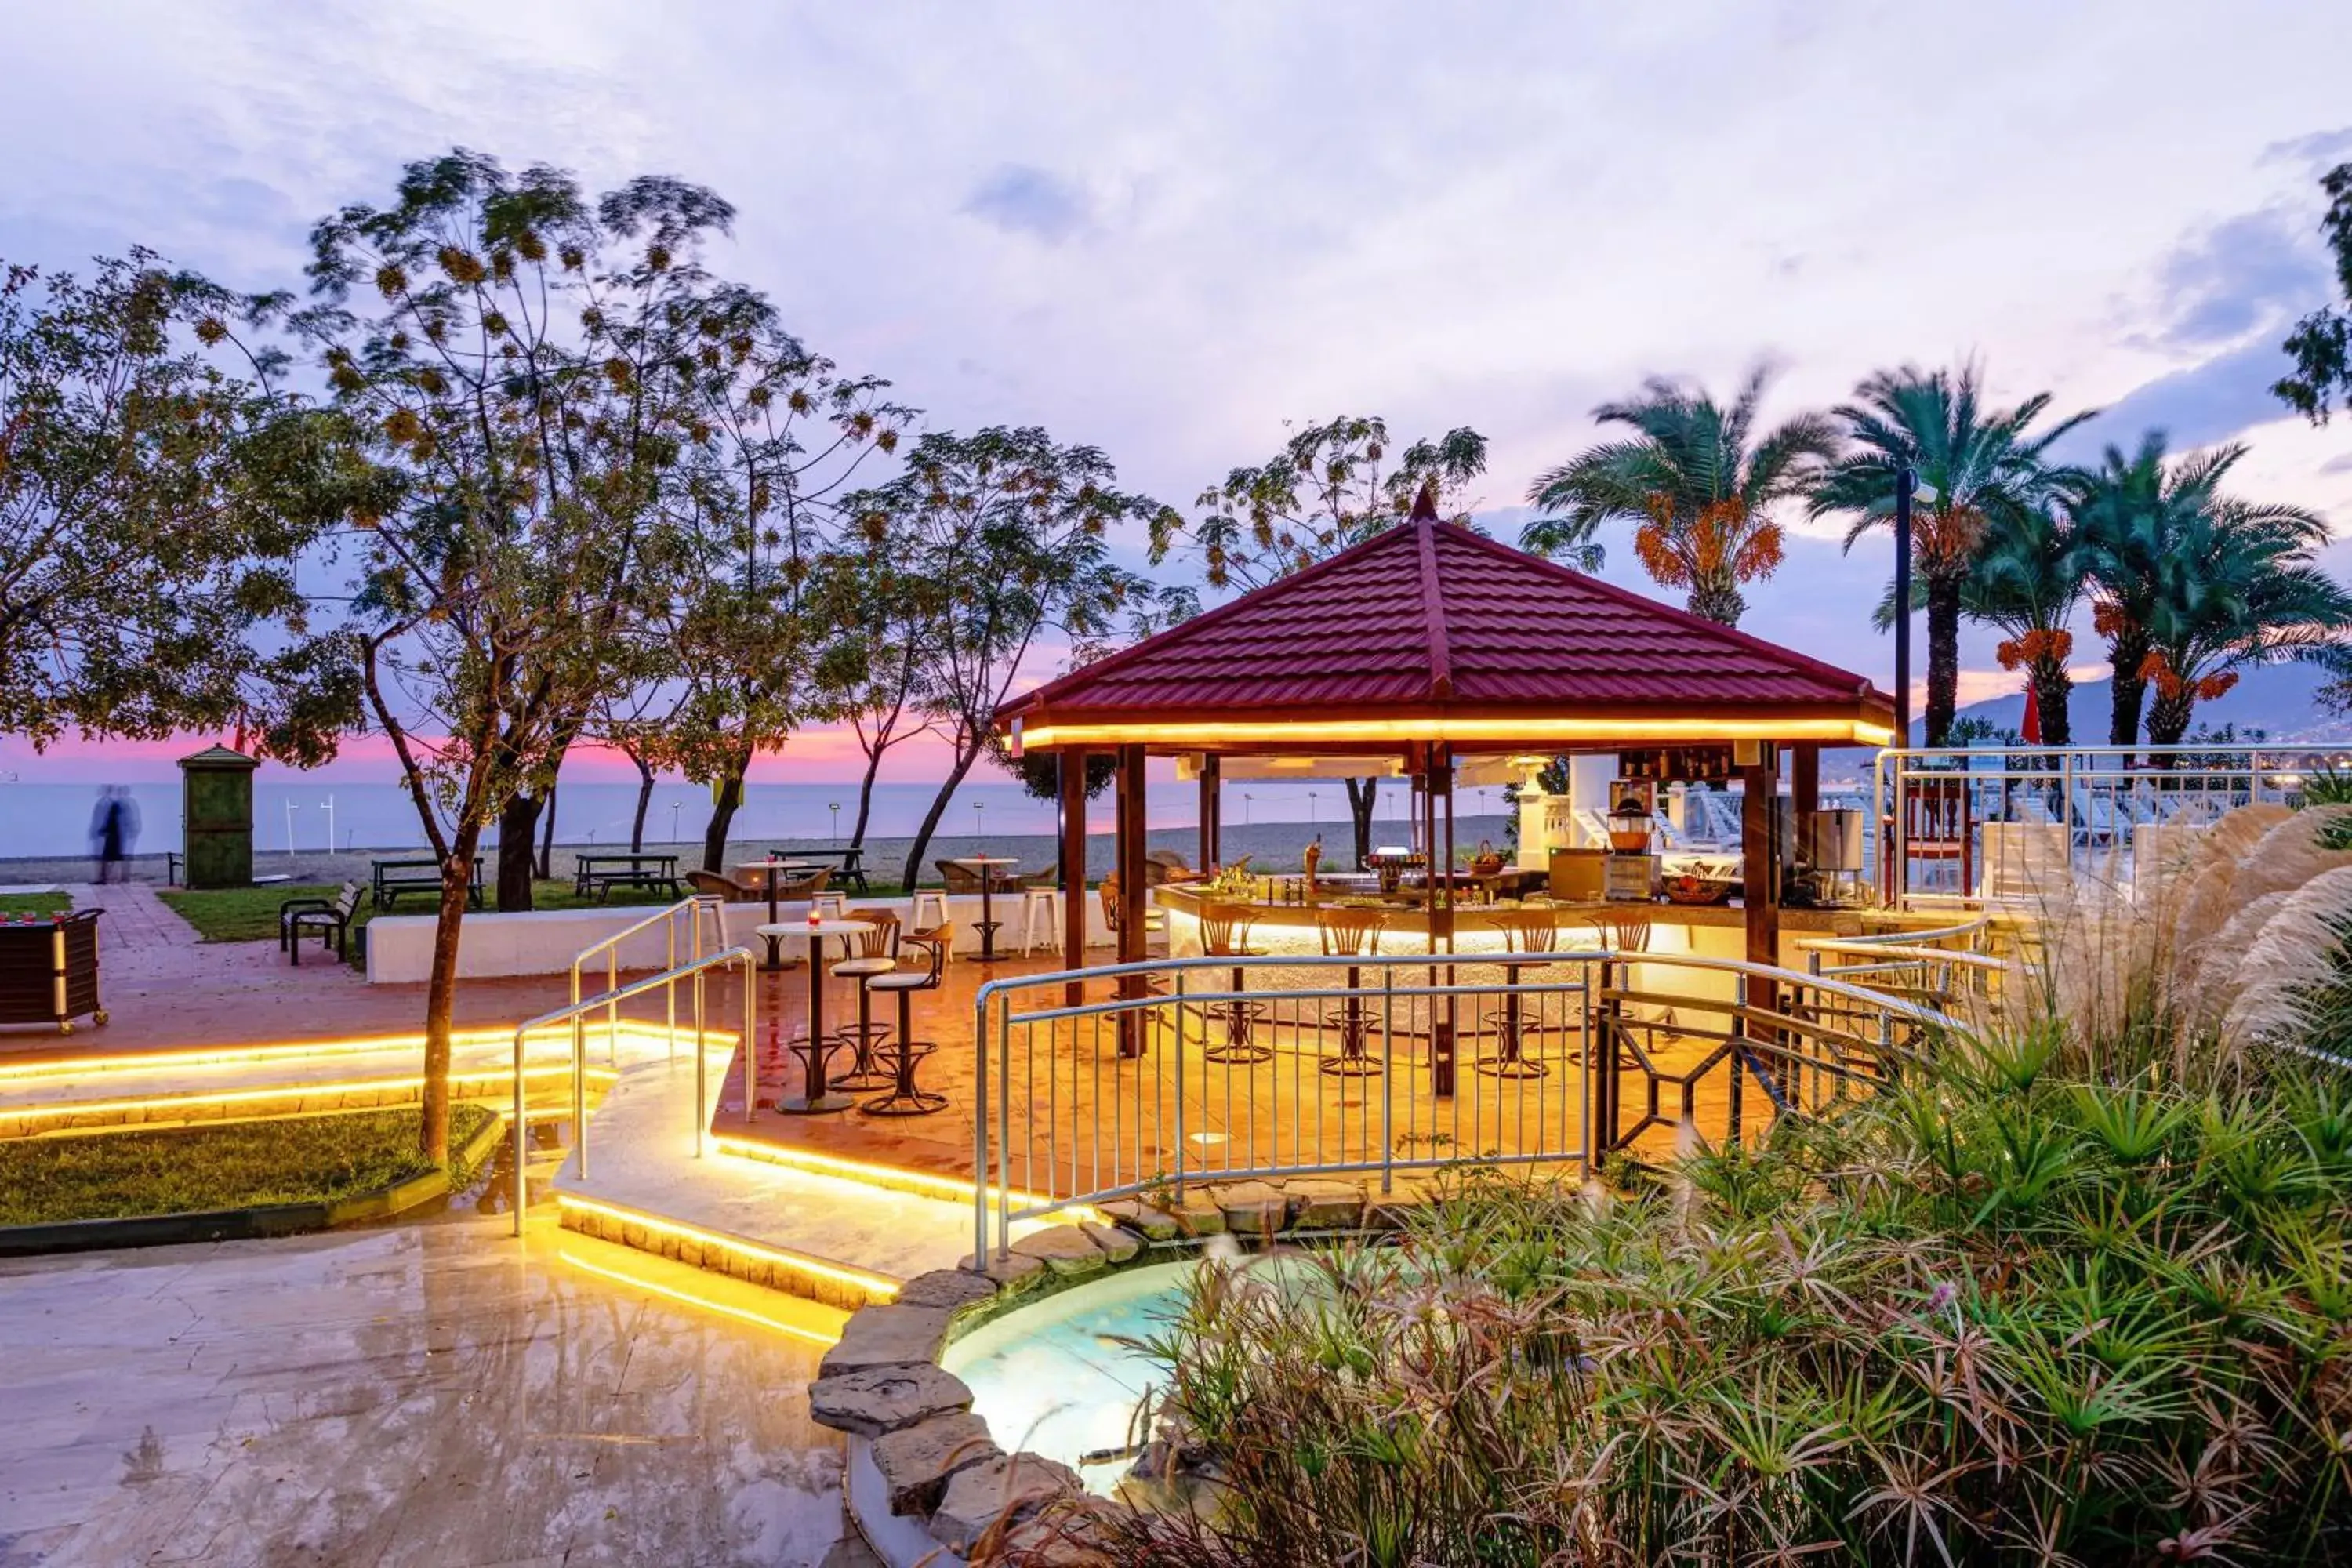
0;1213;876;1567
18;883;1813;1181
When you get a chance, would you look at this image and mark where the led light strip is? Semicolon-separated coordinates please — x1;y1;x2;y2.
553;1192;902;1302
0;1023;738;1084
0;1062;613;1126
556;1247;841;1347
710;1132;1094;1221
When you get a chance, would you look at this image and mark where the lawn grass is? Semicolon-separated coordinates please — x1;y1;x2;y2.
160;877;675;947
0;892;73;916
0;1103;498;1227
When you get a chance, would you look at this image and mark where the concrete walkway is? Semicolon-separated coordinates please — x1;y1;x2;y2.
554;1051;1048;1295
0;1215;875;1566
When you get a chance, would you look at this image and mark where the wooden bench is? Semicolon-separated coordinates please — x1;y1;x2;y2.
281;883;362;966
371;857;485;910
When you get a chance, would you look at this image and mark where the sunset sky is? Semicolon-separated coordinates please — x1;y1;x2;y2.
5;2;2351;782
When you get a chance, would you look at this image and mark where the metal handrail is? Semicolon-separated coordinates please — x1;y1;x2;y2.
1795;915;1991;953
970;949;1961;1261
567;895;725;1069
510;943;755;1237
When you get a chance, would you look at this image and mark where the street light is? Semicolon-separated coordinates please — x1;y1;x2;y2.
829;801;840;842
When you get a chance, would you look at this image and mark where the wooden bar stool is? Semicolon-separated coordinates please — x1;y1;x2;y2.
829;909;901;1091
1196;900;1269;1064
1478;908;1563;1078
863;922;953;1116
1316;906;1388;1076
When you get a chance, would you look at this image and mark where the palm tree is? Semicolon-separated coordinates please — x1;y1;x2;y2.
2139;489;2347;749
1963;504;2088;747
1811;363;2089;746
2074;434;2345;747
1518;366;1838;625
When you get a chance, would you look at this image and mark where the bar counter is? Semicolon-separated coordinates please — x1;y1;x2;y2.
1152;880;1912;967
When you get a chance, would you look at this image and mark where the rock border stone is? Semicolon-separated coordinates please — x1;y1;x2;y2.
809;1174;1434;1566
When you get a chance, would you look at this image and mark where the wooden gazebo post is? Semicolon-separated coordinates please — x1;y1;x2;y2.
1058;746;1090;1006
1197;753;1221;871
1115;742;1148;1057
1740;745;1782;1018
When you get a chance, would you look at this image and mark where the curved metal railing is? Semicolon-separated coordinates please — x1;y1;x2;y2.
510;942;756;1236
568;896;726;1067
970;949;1958;1261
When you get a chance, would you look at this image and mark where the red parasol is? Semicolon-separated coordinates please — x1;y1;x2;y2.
2020;684;2042;746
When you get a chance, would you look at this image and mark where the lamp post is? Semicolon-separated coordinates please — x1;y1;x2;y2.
1894;464;1915;748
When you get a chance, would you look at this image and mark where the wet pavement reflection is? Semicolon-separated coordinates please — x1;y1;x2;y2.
0;1214;877;1566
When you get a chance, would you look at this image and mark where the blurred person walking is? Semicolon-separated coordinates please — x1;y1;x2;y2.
89;786;140;883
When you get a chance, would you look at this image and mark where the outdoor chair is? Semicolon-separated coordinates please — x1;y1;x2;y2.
774;866;833;902
1099;873;1168;952
863;920;953;1116
829;909;902;1091
1142;848;1199;887
936;860;987;895
280;883;361;967
685;869;755;902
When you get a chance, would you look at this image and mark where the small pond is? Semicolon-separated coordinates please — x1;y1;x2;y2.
942;1260;1200;1494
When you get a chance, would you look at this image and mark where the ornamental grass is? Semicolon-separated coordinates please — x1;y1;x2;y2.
1047;1030;2352;1566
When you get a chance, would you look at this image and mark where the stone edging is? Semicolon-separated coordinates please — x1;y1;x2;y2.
0;1107;509;1258
808;1174;1426;1566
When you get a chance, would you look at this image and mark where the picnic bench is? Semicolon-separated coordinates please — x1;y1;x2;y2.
572;852;682;902
777;845;870;895
281;882;362;965
371;856;485;910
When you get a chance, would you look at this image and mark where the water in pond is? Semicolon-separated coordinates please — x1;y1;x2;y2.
942;1261;1199;1494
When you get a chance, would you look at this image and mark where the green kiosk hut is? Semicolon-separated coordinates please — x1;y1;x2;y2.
178;744;260;888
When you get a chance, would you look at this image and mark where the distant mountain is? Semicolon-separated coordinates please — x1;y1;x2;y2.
1917;659;2350;746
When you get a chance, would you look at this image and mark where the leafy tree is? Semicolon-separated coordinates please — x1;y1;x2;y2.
880;426;1187;894
1521;366;1836;626
1962;504;2088;748
2071;434;2344;749
2275;158;2352;423
1150;415;1487;866
807;520;944;853
1812;363;2088;746
284;150;737;1161
1150;416;1489;590
0;254;358;757
649;291;910;873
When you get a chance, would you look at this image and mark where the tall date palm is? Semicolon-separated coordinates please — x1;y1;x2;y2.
1519;366;1837;626
1963;503;2089;747
1811;362;2089;746
2073;434;2343;747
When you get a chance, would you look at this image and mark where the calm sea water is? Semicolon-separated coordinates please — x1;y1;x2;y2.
5;777;1515;857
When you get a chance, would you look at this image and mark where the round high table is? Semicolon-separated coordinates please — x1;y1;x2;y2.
952;856;1020;963
757;915;873;1113
740;859;824;970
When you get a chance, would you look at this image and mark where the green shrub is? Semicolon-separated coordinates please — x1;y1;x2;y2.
1088;1040;2352;1566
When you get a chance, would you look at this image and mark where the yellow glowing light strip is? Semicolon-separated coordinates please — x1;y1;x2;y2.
0;1063;612;1125
0;1024;736;1084
554;1192;902;1301
711;1133;1093;1221
557;1247;840;1347
1017;717;1896;750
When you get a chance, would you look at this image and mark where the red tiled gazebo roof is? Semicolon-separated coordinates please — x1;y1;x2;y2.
997;514;1893;753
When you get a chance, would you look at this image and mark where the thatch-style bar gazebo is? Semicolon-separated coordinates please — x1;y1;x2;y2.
996;494;1895;1023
